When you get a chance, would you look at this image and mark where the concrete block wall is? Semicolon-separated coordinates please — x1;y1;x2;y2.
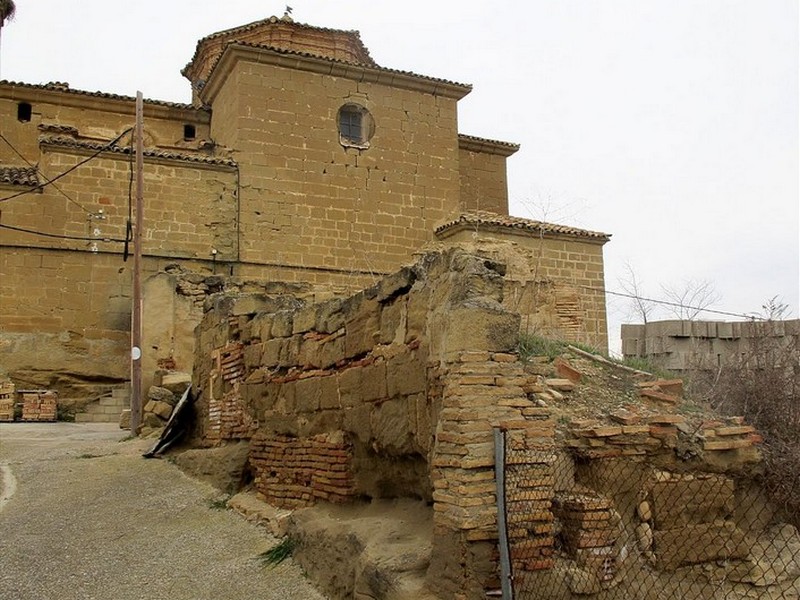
621;319;800;371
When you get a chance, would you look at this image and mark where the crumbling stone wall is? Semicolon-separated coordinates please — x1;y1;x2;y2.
191;245;794;600
192;245;566;597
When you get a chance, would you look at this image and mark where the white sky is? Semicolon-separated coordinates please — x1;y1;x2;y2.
2;0;797;350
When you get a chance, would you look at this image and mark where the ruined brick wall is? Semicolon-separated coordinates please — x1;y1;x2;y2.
192;246;565;597
433;232;609;351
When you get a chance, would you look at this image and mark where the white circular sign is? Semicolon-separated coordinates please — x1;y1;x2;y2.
131;346;142;360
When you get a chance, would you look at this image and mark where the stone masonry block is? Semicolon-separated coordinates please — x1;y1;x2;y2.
654;521;748;570
295;377;322;413
262;337;286;368
361;361;388;403
317;335;346;369
318;375;341;410
342;404;372;444
292;305;317;334
271;311;294;338
376;266;416;302
315;298;345;333
371;397;414;455
650;475;734;529
379;296;406;344
387;352;426;398
442;302;521;355
405;288;430;344
345;298;381;358
338;367;361;408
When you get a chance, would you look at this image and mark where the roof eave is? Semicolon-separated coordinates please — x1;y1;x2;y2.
0;81;208;121
200;43;472;105
435;219;611;245
458;134;520;157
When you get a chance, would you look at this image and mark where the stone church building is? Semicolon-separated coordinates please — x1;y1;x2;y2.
0;15;609;404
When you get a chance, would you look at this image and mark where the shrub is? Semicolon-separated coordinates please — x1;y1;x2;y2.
690;320;800;525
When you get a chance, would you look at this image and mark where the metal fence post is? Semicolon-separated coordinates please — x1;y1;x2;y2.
494;427;514;600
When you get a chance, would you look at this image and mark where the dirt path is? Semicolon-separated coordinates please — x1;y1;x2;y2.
0;423;326;600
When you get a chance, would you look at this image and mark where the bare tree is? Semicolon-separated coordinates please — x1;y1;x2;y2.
617;262;656;324
660;278;721;320
759;295;790;320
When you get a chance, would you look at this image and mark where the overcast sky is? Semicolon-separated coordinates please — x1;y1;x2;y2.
2;0;797;350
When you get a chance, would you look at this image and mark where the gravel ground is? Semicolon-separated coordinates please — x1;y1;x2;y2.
0;422;327;600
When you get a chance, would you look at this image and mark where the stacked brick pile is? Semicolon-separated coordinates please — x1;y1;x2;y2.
20;390;57;421
553;493;620;582
504;407;557;574
249;431;355;508
700;417;760;451
432;352;553;534
0;381;14;421
566;413;687;458
430;349;558;596
206;342;257;444
566;411;761;465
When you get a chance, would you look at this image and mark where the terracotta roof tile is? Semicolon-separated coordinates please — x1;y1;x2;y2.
458;134;520;156
0;81;198;111
435;211;611;242
183;15;377;77
209;41;471;94
38;135;237;168
0;165;39;187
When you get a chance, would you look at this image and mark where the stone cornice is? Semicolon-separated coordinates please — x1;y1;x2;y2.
0;81;209;123
39;136;237;172
201;43;473;105
436;212;611;245
458;134;520;157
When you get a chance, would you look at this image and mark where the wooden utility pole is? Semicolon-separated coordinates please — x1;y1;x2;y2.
130;92;144;434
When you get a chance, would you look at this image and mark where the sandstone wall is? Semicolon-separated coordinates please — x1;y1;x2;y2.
207;56;463;275
433;233;609;351
458;145;510;215
191;247;565;596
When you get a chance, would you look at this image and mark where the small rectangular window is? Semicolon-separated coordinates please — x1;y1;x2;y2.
183;124;196;140
17;102;32;123
339;110;362;143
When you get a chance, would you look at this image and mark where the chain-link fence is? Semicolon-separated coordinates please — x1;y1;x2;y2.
497;429;800;600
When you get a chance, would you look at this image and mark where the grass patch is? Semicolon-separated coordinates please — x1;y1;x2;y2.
257;537;295;567
76;452;105;459
518;334;565;362
207;494;232;510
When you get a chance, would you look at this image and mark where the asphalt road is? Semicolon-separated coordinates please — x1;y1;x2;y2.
0;422;326;600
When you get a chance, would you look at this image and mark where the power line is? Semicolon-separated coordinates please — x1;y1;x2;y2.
0;222;125;243
576;284;766;321
0;131;96;216
0;127;132;204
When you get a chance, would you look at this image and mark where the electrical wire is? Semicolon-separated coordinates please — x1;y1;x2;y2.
0;127;132;204
0;222;125;242
0;131;96;215
575;284;766;321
